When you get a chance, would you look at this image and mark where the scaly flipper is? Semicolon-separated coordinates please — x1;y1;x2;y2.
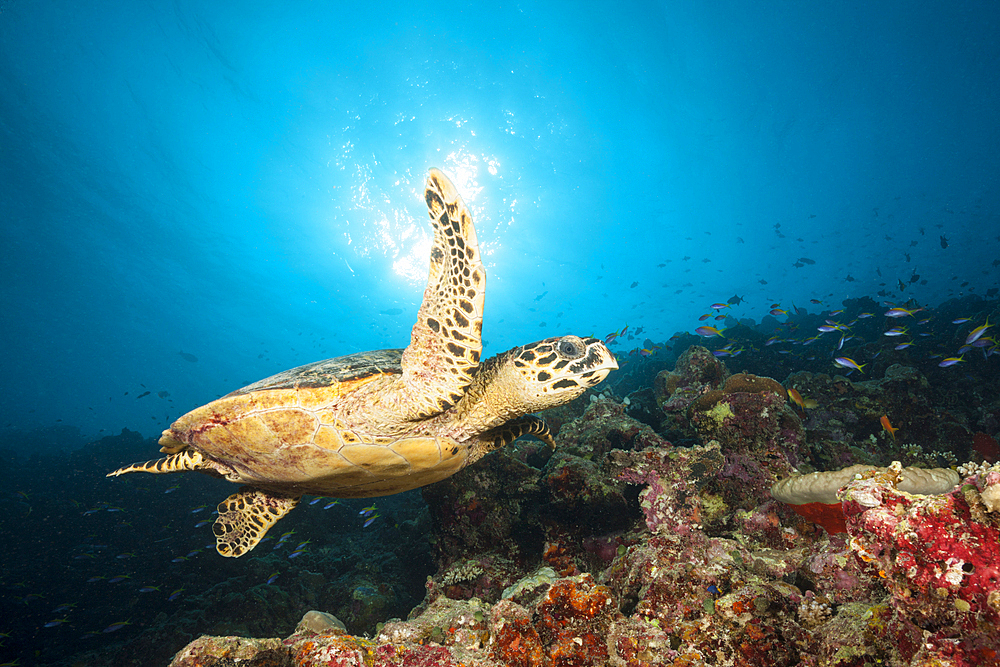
213;487;301;558
399;169;486;418
106;450;209;477
468;415;554;465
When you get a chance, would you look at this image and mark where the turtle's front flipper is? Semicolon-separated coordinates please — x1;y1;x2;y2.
213;487;301;558
399;169;486;418
468;415;554;465
106;450;209;477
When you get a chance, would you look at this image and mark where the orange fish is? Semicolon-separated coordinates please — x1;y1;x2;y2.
788;388;805;409
787;388;818;411
880;415;899;442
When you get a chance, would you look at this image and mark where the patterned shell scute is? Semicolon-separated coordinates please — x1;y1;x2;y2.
228;349;405;396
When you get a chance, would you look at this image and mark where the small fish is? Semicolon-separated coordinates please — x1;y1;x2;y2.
952;317;971;324
102;620;131;633
885;307;922;318
938;356;964;367
266;572;280;585
164;485;180;494
194;520;211;528
858;312;874;319
880;415;899;442
694;326;724;338
44;618;70;628
769;308;788;316
940;235;948;249
171;556;188;563
787;388;806;410
178;351;199;363
798;257;816;265
138;586;161;594
108;575;130;583
168;588;184;601
698;313;712;321
966;318;992;345
135;391;150;399
115;552;135;559
323;500;340;509
190;505;208;514
359;505;378;517
710;303;729;310
363;513;381;528
817;325;843;333
833;357;866;373
727;294;744;305
894;341;914;350
288;550;306;559
87;576;105;583
883;327;908;337
308;497;323;505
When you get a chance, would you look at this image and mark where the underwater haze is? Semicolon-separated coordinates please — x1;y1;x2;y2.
3;2;1000;666
2;1;997;442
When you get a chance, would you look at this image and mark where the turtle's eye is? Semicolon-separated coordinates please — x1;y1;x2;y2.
556;337;585;359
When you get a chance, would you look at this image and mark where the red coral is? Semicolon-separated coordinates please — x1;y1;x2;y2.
489;601;544;667
842;476;1000;640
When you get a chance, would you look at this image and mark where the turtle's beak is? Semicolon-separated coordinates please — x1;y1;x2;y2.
575;338;618;386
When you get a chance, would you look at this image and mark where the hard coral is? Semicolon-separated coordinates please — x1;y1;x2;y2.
722;372;787;400
655;345;729;414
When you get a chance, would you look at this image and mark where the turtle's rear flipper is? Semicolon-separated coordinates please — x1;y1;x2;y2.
213;487;301;558
106;450;208;477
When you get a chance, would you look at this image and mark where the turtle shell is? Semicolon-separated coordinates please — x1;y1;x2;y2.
158;348;471;498
230;349;404;395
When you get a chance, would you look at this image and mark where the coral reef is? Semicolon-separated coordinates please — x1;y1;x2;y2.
108;342;1000;666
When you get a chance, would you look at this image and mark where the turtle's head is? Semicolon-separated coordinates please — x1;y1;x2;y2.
464;336;618;424
510;335;618;408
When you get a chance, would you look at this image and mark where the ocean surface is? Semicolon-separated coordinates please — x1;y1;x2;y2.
1;1;998;665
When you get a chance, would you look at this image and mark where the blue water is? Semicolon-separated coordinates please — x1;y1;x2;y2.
2;2;998;441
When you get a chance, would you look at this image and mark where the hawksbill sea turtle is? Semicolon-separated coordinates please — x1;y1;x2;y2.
109;168;617;557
